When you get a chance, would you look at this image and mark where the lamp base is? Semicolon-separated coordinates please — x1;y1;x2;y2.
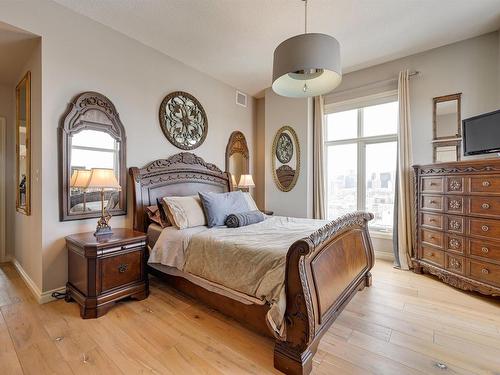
94;215;113;238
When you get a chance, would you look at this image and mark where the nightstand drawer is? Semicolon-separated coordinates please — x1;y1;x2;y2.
100;249;143;293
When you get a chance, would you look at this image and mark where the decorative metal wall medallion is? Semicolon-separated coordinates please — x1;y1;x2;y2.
159;91;208;150
275;132;294;163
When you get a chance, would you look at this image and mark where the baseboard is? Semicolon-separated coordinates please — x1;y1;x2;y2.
0;254;12;263
11;258;66;304
374;250;394;262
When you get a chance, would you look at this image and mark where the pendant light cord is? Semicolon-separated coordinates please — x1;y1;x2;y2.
304;0;308;34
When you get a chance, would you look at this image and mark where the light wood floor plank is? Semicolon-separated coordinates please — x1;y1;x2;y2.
1;260;500;374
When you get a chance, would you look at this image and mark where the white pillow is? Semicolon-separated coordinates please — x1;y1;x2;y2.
162;196;207;229
242;192;259;211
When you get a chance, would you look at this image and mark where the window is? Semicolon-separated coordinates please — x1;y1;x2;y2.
325;97;398;234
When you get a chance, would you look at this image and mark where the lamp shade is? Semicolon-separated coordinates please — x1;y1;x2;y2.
85;168;121;190
238;174;255;188
71;169;91;188
272;33;341;98
231;174;238;187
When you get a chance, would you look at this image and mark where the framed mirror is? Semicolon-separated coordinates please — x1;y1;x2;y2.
16;72;31;215
225;131;249;188
433;93;461;140
59;92;127;221
272;126;300;192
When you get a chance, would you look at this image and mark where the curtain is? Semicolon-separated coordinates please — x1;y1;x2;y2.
313;96;326;219
393;70;414;270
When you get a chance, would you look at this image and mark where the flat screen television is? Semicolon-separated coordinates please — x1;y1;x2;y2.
463;109;500;156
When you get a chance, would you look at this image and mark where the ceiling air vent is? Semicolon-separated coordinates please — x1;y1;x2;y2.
236;90;247;108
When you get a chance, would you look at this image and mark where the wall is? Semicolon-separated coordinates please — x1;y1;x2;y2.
328;31;499;165
254;98;266;209
264;89;313;218
0;84;12;262
0;0;255;293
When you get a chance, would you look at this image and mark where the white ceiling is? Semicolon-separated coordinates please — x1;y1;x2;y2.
53;0;500;97
0;22;39;85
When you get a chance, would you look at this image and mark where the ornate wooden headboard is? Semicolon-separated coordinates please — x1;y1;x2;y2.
129;152;233;232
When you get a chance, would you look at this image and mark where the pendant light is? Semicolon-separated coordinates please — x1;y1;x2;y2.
272;0;342;98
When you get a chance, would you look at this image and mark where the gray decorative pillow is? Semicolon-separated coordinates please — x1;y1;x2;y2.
198;191;250;228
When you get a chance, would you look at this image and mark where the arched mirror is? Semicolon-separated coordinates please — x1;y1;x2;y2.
225;131;249;188
59;92;127;221
272;126;300;192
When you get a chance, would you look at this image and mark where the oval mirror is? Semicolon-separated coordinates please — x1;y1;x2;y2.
225;131;249;188
272;126;300;192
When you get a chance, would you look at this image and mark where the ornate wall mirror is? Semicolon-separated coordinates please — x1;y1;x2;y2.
16;72;31;215
225;131;249;188
59;92;127;221
272;126;300;192
432;93;462;162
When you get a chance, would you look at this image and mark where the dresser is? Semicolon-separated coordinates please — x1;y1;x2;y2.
66;228;149;318
413;159;500;296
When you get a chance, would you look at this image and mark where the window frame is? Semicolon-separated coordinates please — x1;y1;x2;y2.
324;91;398;236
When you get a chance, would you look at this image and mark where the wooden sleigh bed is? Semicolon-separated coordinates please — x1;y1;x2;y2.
130;152;375;375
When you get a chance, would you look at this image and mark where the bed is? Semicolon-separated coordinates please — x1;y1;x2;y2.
130;152;375;375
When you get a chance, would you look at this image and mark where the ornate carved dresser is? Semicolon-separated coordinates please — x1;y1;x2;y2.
413;159;500;296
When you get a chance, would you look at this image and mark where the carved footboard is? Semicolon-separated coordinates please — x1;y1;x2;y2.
274;212;374;375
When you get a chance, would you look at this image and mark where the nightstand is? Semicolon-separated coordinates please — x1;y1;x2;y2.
65;228;149;319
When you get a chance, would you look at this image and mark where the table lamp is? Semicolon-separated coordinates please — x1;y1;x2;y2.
70;169;91;212
85;168;121;238
238;174;255;191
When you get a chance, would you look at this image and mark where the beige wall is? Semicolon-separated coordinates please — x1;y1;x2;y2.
1;0;255;293
254;98;266;209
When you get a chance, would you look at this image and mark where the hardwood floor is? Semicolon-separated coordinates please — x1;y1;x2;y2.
1;259;500;374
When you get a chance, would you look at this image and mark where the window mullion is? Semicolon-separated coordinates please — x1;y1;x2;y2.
358;140;366;211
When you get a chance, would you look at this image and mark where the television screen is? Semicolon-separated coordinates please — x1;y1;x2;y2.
463;109;500;156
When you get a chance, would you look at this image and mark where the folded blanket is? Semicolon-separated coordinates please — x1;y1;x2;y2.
225;210;265;228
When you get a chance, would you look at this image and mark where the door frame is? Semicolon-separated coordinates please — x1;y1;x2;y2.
0;117;5;262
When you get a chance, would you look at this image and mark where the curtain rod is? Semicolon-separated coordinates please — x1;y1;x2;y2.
327;70;420;97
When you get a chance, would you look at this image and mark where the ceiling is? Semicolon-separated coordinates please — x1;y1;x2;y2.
53;0;500;97
0;22;39;85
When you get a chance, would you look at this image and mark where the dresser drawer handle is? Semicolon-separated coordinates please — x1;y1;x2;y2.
430;182;437;186
429;200;437;204
482;181;491;187
429;252;435;257
481;268;490;275
429;218;437;222
118;263;129;273
481;247;489;254
482;225;489;232
481;203;490;209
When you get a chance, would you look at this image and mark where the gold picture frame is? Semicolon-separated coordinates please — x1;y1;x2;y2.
16;71;31;215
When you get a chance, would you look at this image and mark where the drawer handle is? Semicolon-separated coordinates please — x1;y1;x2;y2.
481;203;490;209
118;263;129;273
429;218;437;222
482;181;491;187
481;247;489;254
481;268;490;275
482;225;489;232
430;252;435;257
430;200;437;204
429;235;436;239
430;182;437;186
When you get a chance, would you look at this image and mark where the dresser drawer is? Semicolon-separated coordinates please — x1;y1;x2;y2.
100;249;143;293
421;195;443;212
445;253;465;275
421;246;445;267
469;217;500;240
421;229;443;248
445;234;465;255
446;215;465;235
468;259;500;287
421;177;444;193
469;196;500;218
421;212;444;230
445;196;465;215
469;176;500;195
468;239;500;263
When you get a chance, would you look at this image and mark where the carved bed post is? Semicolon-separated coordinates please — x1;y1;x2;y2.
274;212;375;375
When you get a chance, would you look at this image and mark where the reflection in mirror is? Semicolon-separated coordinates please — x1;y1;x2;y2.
225;131;249;189
434;143;459;163
69;130;120;213
16;72;31;215
59;92;126;221
433;93;461;140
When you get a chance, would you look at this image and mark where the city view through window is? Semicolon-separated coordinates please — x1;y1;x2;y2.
325;100;398;233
